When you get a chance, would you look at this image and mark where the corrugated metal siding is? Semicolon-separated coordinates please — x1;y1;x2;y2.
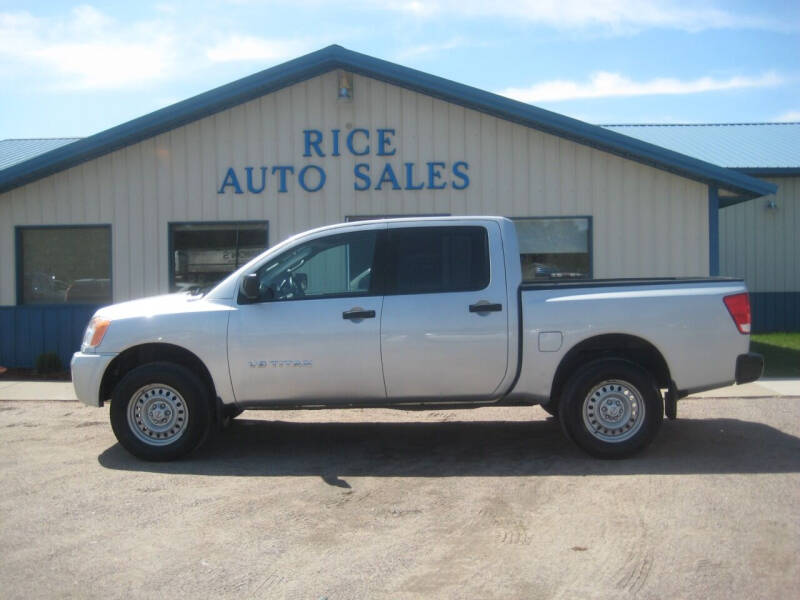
750;292;800;333
602;123;800;169
720;176;799;293
0;71;709;306
0;305;97;368
0;138;82;170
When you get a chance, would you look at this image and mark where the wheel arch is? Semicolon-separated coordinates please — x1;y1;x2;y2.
99;343;217;407
550;334;671;405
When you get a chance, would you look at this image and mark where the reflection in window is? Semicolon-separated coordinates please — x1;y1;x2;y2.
170;222;268;292
513;217;591;281
385;226;490;294
255;230;377;301
18;226;112;305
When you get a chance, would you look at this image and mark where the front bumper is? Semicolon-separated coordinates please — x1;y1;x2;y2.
735;352;764;385
71;352;116;407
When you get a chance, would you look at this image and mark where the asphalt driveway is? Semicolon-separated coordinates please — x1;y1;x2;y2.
1;396;798;598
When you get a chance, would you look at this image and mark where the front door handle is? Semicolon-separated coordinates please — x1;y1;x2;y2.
469;302;503;313
343;308;376;320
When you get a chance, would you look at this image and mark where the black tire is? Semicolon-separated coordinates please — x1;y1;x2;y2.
110;362;212;461
559;358;663;458
220;406;244;430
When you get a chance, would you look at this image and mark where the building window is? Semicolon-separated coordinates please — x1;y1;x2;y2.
170;222;268;292
17;225;112;305
512;217;592;281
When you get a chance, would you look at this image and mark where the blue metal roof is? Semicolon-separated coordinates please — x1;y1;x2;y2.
0;45;776;200
0;138;81;171
603;123;800;172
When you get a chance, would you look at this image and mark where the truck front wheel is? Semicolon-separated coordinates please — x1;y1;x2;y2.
559;359;663;458
109;362;212;461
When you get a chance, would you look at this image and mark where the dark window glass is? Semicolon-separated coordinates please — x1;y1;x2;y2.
253;230;377;302
385;226;489;294
513;217;591;281
170;222;268;292
18;226;112;305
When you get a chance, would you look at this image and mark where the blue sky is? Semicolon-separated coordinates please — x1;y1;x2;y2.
1;0;798;138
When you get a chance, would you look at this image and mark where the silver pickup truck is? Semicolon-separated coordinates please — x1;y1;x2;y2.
71;217;763;460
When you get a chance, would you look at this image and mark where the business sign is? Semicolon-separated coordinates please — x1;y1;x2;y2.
218;128;469;194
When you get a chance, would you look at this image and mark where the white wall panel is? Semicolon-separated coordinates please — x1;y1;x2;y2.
0;71;710;305
720;176;799;292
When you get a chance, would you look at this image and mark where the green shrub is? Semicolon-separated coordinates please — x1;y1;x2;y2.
35;352;63;375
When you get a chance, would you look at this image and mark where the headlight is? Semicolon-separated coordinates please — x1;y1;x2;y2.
82;317;111;351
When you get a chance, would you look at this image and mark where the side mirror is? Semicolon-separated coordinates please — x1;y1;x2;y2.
241;273;260;300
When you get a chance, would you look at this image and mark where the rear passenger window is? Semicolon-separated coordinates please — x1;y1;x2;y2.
385;226;490;294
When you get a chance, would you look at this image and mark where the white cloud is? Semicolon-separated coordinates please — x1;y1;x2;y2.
371;0;792;33
0;5;313;91
154;4;178;15
394;37;484;60
0;6;180;90
33;36;177;90
498;71;785;103
206;36;308;63
70;4;113;30
775;110;800;122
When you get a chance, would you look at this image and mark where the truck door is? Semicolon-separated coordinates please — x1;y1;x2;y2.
227;226;386;405
379;221;510;401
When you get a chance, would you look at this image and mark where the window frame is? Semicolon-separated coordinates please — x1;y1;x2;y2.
168;220;269;293
510;215;594;280
239;228;381;305
345;214;450;222
379;224;492;296
15;224;113;306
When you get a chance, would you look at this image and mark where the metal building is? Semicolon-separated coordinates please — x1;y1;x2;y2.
0;46;776;368
605;123;799;332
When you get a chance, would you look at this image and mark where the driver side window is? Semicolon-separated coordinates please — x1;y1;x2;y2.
254;230;377;301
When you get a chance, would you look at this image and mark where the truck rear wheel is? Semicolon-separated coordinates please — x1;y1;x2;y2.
109;362;212;461
559;359;663;458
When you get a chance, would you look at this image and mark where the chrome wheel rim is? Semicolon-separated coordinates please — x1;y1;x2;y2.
127;384;188;446
582;379;645;443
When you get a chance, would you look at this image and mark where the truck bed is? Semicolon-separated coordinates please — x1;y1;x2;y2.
511;277;750;403
520;276;743;290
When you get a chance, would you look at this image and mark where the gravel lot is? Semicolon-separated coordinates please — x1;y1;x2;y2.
1;396;799;599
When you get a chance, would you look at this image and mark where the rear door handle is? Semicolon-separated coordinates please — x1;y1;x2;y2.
343;308;376;320
469;302;503;313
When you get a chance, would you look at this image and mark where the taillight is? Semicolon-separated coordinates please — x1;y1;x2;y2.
723;293;751;334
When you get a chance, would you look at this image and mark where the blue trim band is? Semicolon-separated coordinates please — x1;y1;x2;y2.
750;292;800;333
719;195;750;209
737;168;800;177
0;304;99;368
0;45;778;200
708;186;719;276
